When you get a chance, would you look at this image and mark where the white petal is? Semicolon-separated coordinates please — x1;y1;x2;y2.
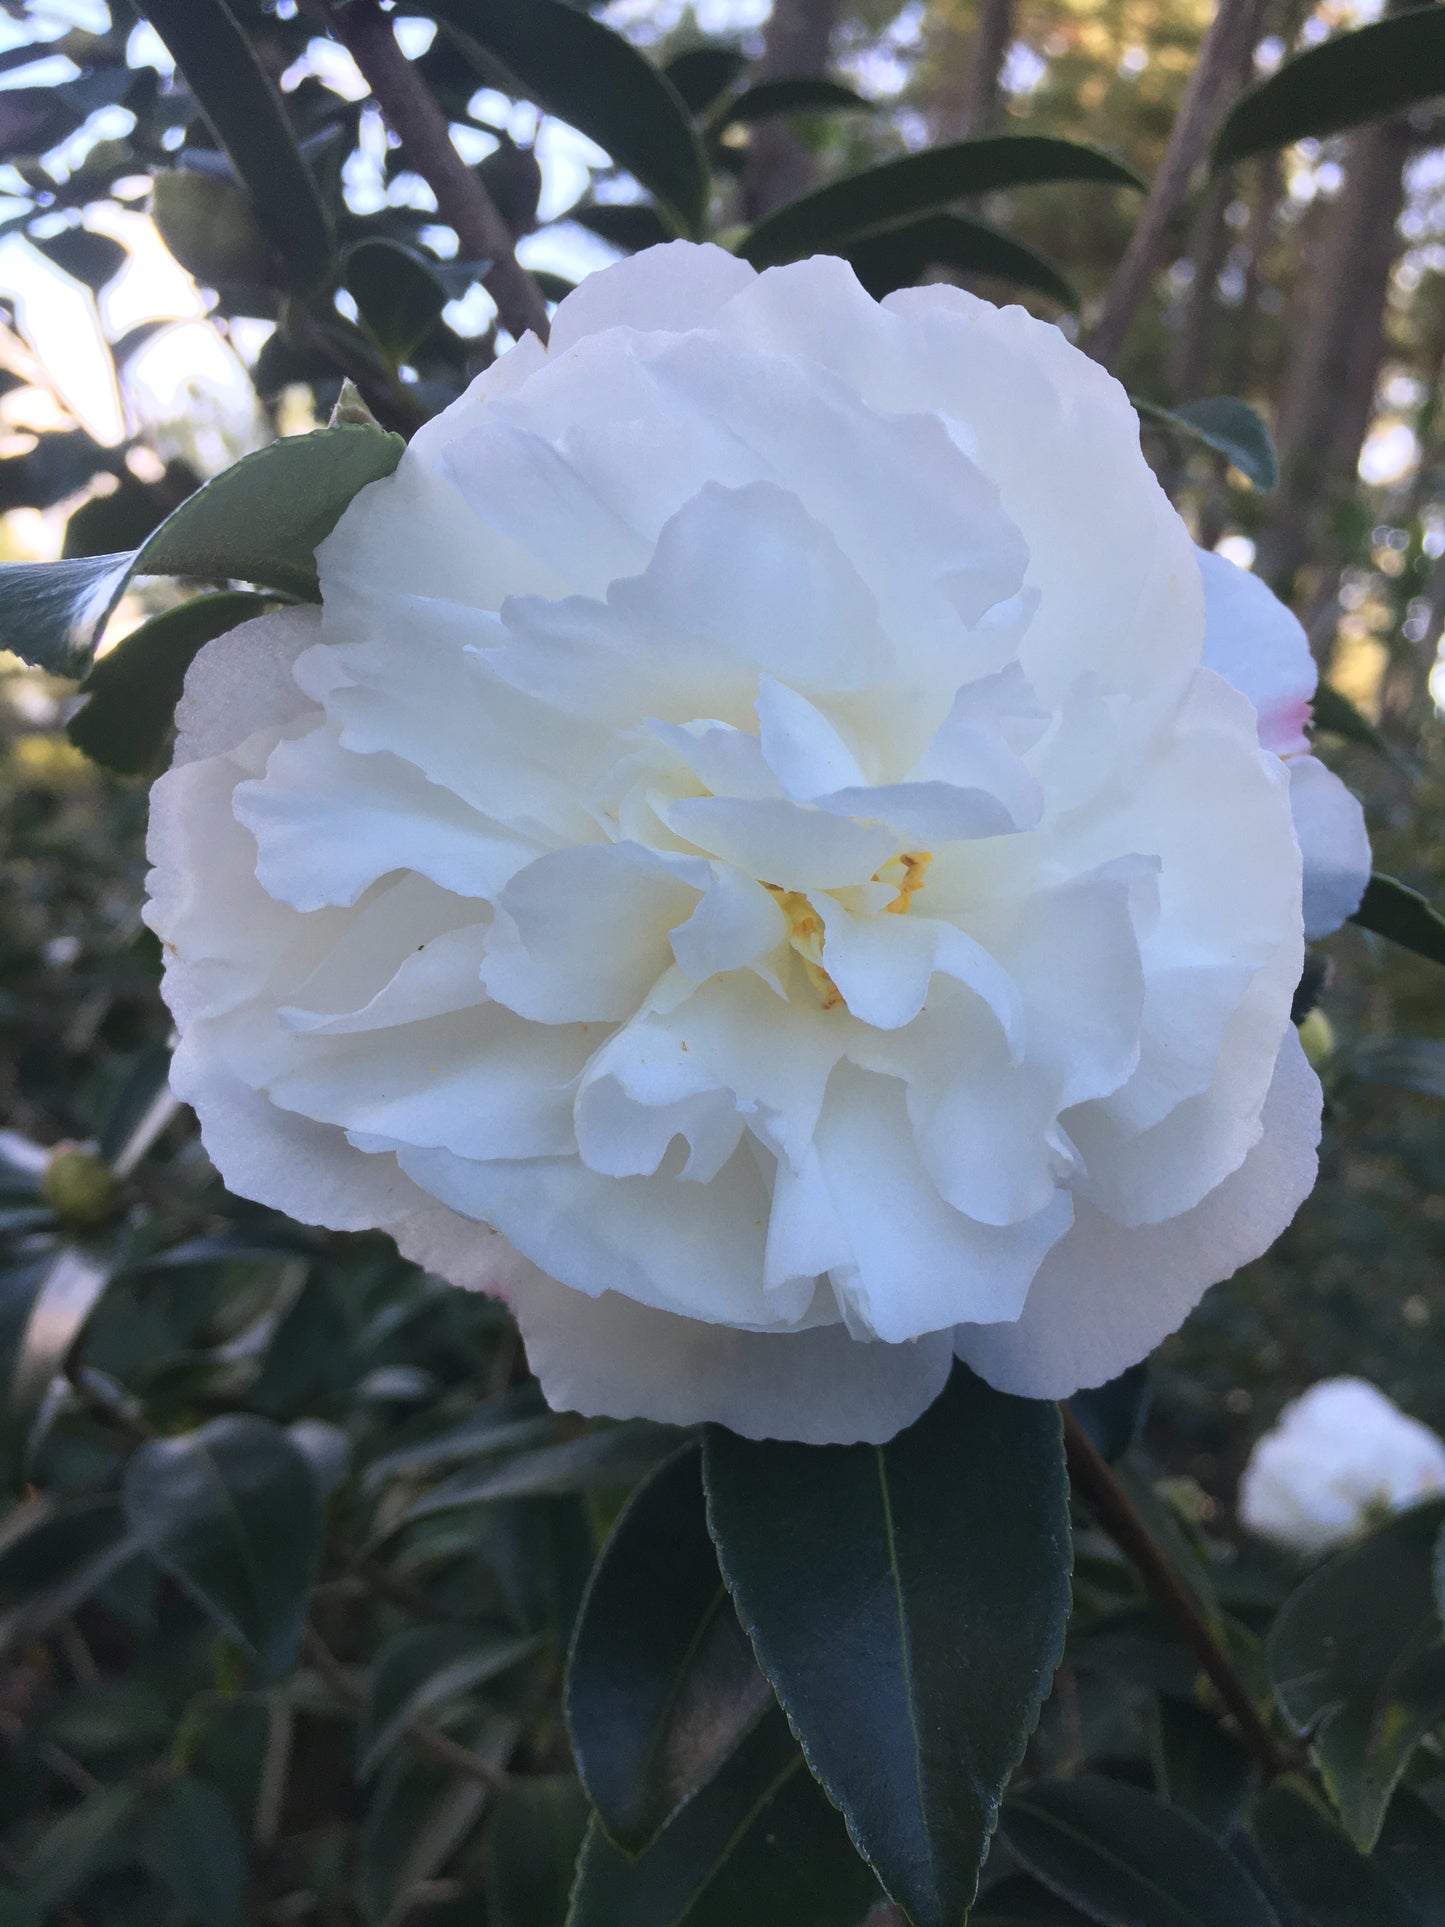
235;729;526;911
670;868;786;980
547;239;756;351
816;779;1022;844
755;675;867;797
1289;754;1371;939
667;796;896;891
1198;547;1314;755
511;1267;956;1445
279;921;490;1036
172;607;321;767
265;1003;589;1160
396;1139;782;1328
956;1026;1321;1397
814;895;1024;1039
815;1068;1074;1341
481;842;704;1023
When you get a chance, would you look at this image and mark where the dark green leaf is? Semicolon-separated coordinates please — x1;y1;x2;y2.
664;46;749;114
68;591;273;775
1154;1698;1254;1838
1312;682;1390;756
0;422;402;676
1269;1498;1445;1850
1001;1776;1281;1927
0;1495;137;1654
7;1243;117;1456
20;1783;139;1911
715;77;874;127
571;202;673;254
1252;1780;1415;1927
703;1366;1071;1927
360;1396;554;1496
1070;1365;1151;1464
359;1625;541;1777
31;227;128;291
742;136;1144;269
360;1716;515;1927
1135;396;1278;491
137;1776;248;1927
150;169;277;289
121;1414;325;1678
567;1444;773;1853
1212;9;1445;171
567;1707;882;1927
1350;1038;1445;1103
401;1421;676;1524
343;238;450;363
844;211;1077;305
430;0;708;236
485;1775;591;1927
974;1875;1099;1923
1352;874;1445;970
1373;1787;1445;1924
132;0;332;290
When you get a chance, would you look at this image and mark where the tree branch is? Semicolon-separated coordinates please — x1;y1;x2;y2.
1060;1403;1294;1781
1086;0;1267;369
304;0;550;345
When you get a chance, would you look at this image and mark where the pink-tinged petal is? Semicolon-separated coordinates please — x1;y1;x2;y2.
1198;547;1315;755
956;1026;1321;1397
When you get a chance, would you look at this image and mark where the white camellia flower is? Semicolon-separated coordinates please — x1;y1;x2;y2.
1239;1378;1445;1555
145;243;1370;1444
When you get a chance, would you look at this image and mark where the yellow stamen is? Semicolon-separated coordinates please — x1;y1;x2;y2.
881;851;932;915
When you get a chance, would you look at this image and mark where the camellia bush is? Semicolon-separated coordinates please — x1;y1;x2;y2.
5;1;1445;1923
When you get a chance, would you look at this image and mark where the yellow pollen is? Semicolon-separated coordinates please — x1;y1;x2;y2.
762;881;845;1010
881;851;932;915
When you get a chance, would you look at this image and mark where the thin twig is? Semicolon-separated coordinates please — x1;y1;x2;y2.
1085;0;1268;369
303;0;550;345
300;1626;511;1792
1060;1403;1294;1781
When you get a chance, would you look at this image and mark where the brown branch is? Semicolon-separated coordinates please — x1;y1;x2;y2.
1086;0;1268;370
304;0;550;345
1060;1403;1294;1781
300;1627;511;1792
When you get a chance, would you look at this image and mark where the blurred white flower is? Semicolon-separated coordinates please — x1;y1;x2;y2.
146;243;1368;1444
1239;1377;1445;1555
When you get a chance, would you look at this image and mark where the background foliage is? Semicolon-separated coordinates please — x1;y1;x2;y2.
3;0;1445;1922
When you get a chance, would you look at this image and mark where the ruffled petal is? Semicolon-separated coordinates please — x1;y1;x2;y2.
1290;753;1371;939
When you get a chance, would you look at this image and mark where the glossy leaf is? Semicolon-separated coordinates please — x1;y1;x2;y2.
844;211;1077;306
0;1495;137;1654
566;1444;773;1853
7;1242;117;1455
1352;874;1445;970
132;0;331;290
1066;1366;1150;1464
1213;9;1445;171
567;1707;882;1927
0;422;402;676
150;170;276;289
1311;682;1391;757
1153;1697;1253;1839
974;1875;1099;1923
68;591;274;775
359;1625;541;1777
703;1366;1071;1927
20;1783;139;1912
137;1776;248;1927
485;1775;591;1927
400;1421;675;1524
359;1715;515;1927
1268;1498;1445;1850
1135;396;1278;490
121;1414;325;1678
715;77;874;127
664;45;749;113
343;238;450;363
1001;1776;1281;1927
1373;1787;1445;1924
570;201;673;254
742;135;1144;268
430;0;708;236
1252;1780;1416;1927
